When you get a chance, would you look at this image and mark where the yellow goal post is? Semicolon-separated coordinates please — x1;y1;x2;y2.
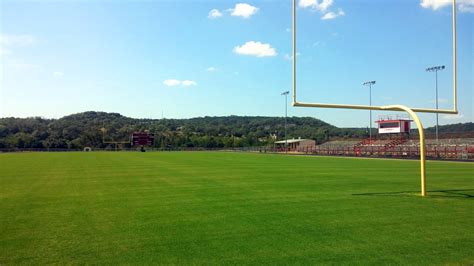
290;0;459;196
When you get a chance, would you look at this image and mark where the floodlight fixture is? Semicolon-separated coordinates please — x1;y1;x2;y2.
426;65;445;72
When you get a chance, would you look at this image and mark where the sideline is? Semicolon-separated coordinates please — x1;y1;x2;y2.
238;151;474;164
1;149;472;165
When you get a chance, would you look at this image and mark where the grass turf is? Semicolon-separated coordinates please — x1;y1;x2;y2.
0;152;473;264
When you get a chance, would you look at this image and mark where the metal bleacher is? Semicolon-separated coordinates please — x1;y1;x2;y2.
301;136;474;161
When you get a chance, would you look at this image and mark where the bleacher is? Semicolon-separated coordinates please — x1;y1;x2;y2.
318;140;361;147
309;136;474;161
363;139;396;146
426;138;474;145
405;138;474;146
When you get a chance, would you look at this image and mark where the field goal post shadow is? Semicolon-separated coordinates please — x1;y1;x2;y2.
291;0;460;196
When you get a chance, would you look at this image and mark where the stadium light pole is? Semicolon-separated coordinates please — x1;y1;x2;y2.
281;91;290;150
363;81;376;142
426;65;445;144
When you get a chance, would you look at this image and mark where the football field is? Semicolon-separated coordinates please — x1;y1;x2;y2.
1;152;473;264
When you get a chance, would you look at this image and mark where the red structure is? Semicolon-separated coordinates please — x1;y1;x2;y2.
131;132;154;146
375;114;412;135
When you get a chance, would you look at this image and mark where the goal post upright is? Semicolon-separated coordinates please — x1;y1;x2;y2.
452;0;457;113
292;0;297;106
381;105;426;196
291;0;459;196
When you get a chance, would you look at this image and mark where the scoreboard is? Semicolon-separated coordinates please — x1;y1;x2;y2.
131;132;154;146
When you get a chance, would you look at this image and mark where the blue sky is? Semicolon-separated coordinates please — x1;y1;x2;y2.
0;0;472;127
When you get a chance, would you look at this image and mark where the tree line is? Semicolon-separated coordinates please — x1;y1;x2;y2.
0;111;472;149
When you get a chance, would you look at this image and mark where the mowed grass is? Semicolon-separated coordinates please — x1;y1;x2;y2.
0;152;473;265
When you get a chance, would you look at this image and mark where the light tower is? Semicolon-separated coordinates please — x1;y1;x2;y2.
281;91;290;150
363;81;376;141
426;65;445;144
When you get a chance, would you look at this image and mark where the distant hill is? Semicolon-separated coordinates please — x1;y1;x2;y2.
424;122;474;133
0;112;335;149
0;112;472;149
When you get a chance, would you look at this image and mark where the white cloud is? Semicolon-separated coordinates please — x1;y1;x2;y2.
299;1;345;21
234;41;277;57
420;0;450;10
299;0;333;12
206;67;217;72
420;0;474;13
317;0;333;12
442;113;465;121
182;80;197;86
163;79;182;87
429;98;449;104
0;47;11;55
438;98;448;103
299;0;316;8
0;34;35;56
0;34;35;47
230;3;259;18
7;62;40;71
321;9;345;20
208;9;223;19
53;71;64;78
459;1;474;12
284;52;301;61
163;79;197;87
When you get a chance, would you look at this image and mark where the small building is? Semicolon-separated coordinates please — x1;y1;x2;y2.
274;138;316;151
375;115;412;135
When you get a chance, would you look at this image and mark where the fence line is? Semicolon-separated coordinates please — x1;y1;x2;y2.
1;144;473;161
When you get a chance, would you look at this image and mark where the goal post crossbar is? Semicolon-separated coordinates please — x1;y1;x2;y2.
291;0;458;115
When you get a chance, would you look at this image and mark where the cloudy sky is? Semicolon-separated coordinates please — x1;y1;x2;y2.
0;0;472;127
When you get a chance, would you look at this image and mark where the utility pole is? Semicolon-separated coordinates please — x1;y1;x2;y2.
426;65;445;144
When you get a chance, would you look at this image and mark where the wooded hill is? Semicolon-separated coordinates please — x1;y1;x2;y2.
0;111;472;149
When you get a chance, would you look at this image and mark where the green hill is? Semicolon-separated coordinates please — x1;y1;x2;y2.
0;111;472;149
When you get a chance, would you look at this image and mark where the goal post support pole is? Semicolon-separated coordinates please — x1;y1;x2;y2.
381;105;426;196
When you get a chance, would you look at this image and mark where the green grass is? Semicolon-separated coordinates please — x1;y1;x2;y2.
1;152;473;264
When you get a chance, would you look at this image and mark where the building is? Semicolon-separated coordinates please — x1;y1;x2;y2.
375;115;412;135
274;138;316;151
